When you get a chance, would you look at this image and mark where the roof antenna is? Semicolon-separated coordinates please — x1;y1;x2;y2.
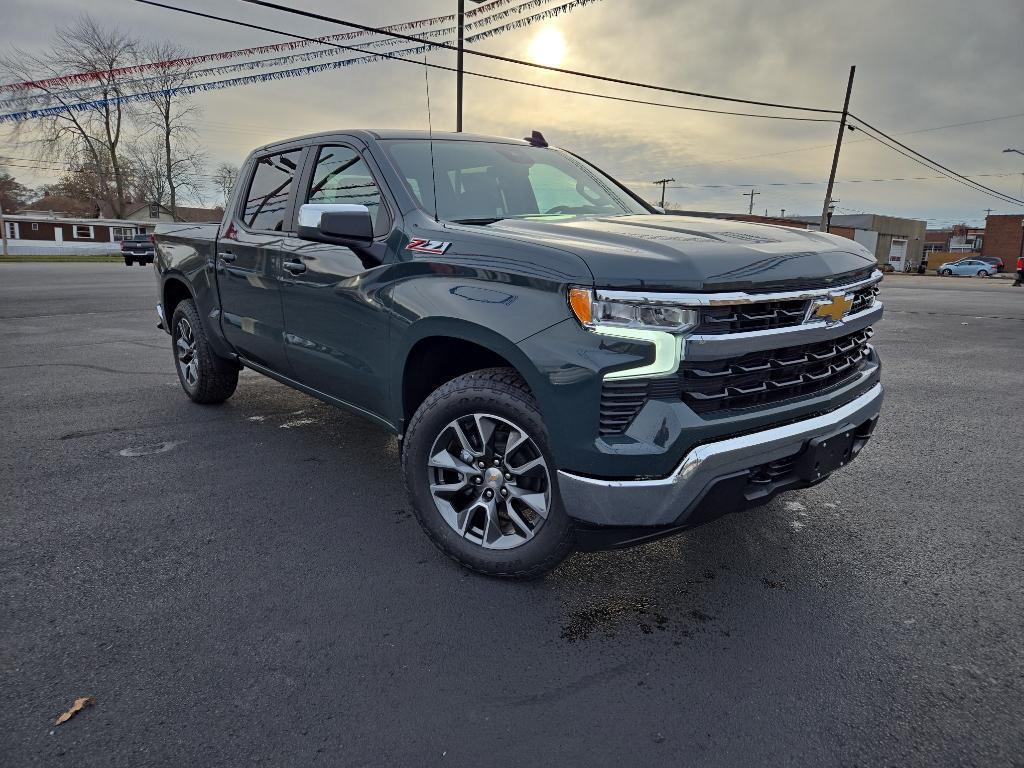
423;53;439;223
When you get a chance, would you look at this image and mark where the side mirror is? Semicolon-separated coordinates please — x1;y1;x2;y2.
297;203;374;247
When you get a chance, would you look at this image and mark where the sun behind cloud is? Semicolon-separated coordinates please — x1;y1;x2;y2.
527;27;566;67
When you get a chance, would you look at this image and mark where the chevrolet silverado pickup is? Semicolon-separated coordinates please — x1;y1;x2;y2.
153;129;883;578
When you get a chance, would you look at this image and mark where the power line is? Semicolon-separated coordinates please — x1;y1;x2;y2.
665;112;1024;174
0;0;566;108
663;172;1020;189
1;2;841;126
137;0;840;116
104;1;841;125
849;118;1024;206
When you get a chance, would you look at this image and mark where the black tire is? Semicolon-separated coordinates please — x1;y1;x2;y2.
977;270;988;277
169;299;239;404
124;257;133;266
940;269;952;276
401;367;575;579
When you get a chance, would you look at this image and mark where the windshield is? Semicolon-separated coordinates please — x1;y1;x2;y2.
381;140;649;223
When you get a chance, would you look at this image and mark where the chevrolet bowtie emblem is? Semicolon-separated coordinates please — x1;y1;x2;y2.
810;293;854;323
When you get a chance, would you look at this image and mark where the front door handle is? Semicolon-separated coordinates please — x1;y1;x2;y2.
218;251;236;263
282;259;306;275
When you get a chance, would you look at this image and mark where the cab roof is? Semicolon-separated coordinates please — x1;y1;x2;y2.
255;129;535;155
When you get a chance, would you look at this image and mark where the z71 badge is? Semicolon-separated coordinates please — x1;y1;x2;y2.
406;238;452;255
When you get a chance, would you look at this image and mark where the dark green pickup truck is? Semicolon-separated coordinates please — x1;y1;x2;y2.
154;129;883;578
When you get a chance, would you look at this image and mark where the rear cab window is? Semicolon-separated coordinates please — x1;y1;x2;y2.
241;149;303;232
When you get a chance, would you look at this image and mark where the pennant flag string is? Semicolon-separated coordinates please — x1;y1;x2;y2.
0;0;538;94
0;0;565;107
2;0;562;108
0;0;601;124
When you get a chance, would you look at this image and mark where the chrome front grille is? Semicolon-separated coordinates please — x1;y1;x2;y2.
849;283;879;315
678;328;873;414
598;328;875;434
695;300;807;334
595;272;882;435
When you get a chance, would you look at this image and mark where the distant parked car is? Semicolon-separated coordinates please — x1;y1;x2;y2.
121;234;155;266
977;256;1004;272
936;258;994;277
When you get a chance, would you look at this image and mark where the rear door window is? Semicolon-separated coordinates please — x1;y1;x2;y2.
241;149;303;232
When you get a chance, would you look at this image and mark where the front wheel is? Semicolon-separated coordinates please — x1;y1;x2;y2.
401;368;575;579
940;269;952;276
170;299;239;404
124;257;133;266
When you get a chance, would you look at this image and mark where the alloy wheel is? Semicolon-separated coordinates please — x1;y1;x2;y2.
427;413;551;550
175;317;199;389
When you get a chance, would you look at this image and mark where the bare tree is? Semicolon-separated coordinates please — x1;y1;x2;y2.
132;41;206;218
0;15;137;217
129;135;206;214
212;163;239;208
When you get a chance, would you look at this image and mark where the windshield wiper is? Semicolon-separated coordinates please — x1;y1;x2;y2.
450;217;505;225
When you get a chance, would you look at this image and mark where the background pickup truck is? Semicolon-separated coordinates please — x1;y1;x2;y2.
121;233;155;266
153;128;883;578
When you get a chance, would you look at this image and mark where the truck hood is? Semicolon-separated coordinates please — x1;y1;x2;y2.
470;214;877;292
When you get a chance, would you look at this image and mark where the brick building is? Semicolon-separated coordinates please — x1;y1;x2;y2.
982;214;1024;268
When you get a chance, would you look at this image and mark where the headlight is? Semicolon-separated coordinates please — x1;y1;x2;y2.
568;287;697;333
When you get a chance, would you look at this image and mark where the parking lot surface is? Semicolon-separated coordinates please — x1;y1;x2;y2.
2;264;1022;767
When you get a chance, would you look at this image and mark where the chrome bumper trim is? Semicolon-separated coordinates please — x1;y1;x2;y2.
596;269;882;306
558;383;883;527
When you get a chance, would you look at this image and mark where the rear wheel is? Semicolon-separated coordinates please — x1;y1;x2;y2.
401;367;574;579
977;269;989;277
170;299;239;404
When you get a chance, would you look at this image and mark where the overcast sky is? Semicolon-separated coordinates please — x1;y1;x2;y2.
2;0;1022;225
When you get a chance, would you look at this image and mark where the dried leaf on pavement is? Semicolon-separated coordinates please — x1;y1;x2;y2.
55;696;95;725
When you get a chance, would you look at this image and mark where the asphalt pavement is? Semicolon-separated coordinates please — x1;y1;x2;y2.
2;264;1022;767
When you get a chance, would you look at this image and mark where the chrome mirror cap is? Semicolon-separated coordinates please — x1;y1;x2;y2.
297;203;370;229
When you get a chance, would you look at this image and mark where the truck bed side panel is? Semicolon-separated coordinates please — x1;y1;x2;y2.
154;223;236;361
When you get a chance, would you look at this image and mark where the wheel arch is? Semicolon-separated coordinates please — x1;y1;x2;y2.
162;274;194;324
395;320;545;434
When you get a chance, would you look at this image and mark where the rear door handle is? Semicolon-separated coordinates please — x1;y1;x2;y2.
218;251;236;263
282;259;306;275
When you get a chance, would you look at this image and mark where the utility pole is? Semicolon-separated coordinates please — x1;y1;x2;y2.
0;199;8;259
742;187;760;215
821;65;856;232
455;0;486;132
984;208;994;219
652;178;675;209
456;0;465;132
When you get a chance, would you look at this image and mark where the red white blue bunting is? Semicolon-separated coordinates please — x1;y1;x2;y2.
0;0;601;124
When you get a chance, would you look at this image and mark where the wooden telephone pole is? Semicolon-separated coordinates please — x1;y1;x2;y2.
821;66;856;232
652;178;675;208
742;188;760;215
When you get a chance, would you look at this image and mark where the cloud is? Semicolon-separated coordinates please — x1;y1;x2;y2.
2;0;1022;224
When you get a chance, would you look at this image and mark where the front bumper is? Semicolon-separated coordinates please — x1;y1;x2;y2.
558;382;883;528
